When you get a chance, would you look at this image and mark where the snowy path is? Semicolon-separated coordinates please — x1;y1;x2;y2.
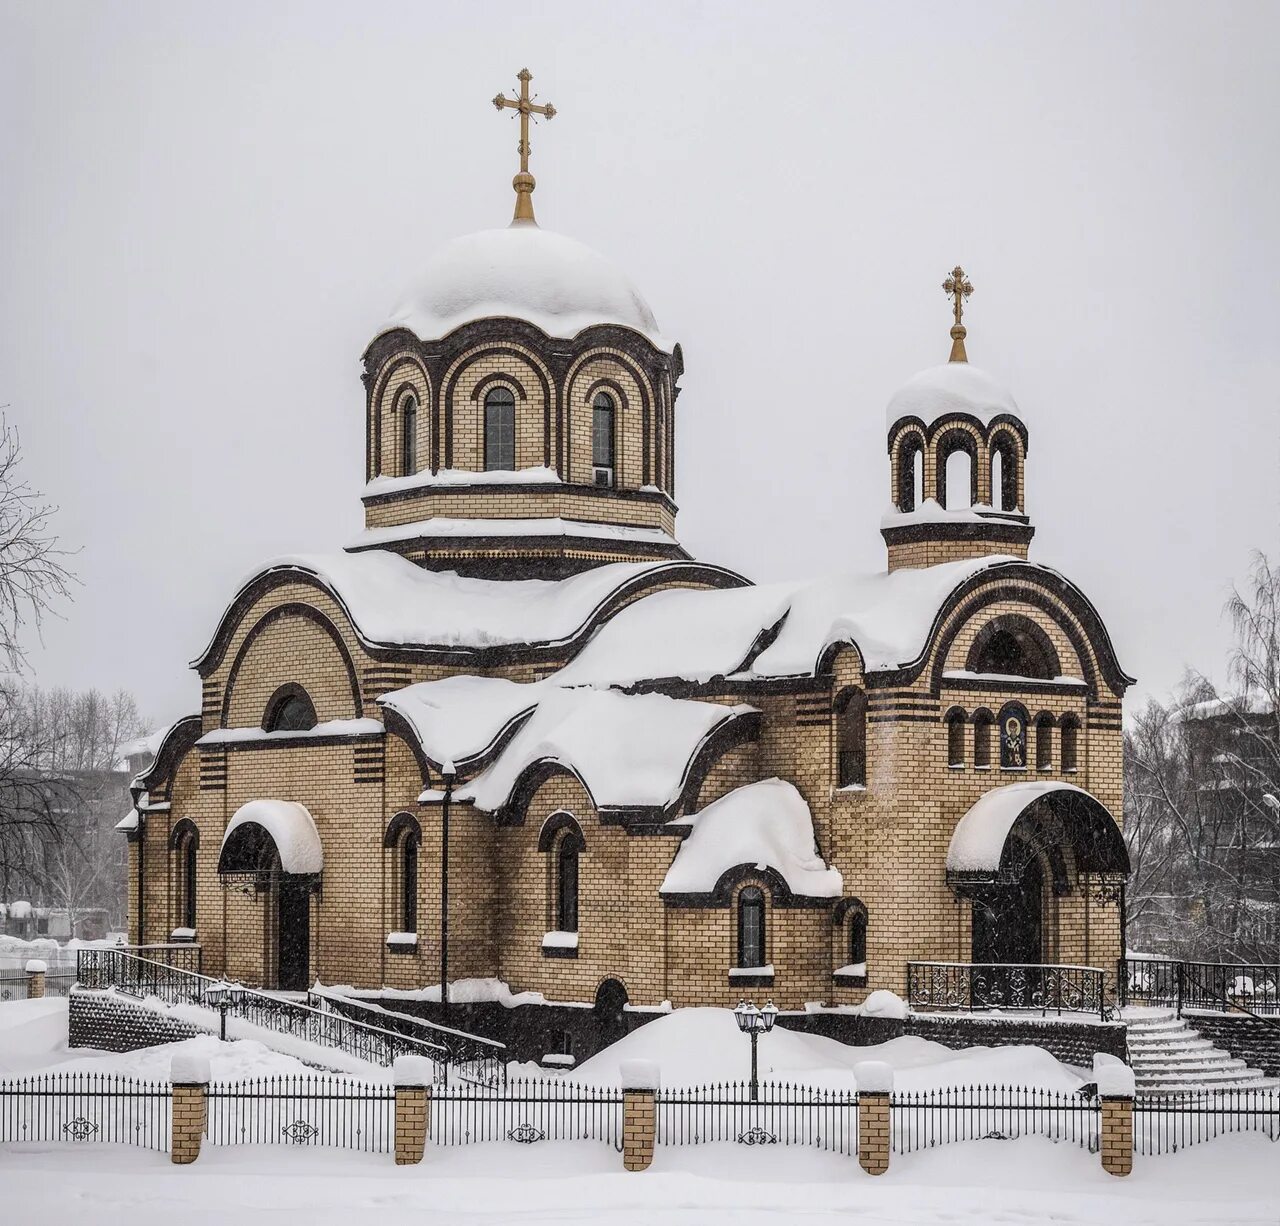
2;1136;1276;1226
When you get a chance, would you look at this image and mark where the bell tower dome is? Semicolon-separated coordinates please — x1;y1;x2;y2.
882;268;1033;572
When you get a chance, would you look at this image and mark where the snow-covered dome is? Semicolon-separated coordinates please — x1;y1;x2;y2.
886;362;1021;429
384;223;670;351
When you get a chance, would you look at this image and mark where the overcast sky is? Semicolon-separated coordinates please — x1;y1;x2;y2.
2;0;1277;728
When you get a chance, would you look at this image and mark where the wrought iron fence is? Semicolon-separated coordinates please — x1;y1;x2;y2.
656;1081;859;1154
1119;958;1280;1015
907;962;1111;1019
0;1071;170;1150
206;1074;395;1152
0;974;28;1002
1134;1088;1280;1154
891;1085;1099;1153
76;947;506;1086
432;1078;622;1146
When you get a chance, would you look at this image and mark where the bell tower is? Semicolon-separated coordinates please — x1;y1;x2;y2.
881;268;1034;572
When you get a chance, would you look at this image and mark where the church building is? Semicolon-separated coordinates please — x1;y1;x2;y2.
123;71;1132;1047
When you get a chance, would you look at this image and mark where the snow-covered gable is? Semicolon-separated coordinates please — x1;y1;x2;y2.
197;553;730;663
447;689;756;814
382;224;672;352
378;675;539;768
946;781;1095;874
660;779;842;899
221;800;323;874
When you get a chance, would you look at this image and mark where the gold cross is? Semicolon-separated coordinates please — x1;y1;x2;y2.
942;266;974;362
493;68;557;224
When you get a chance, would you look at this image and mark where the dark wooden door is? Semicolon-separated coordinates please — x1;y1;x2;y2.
972;857;1044;965
277;878;310;992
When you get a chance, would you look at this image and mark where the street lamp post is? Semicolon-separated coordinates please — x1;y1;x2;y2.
202;984;245;1042
439;761;456;1016
733;998;778;1101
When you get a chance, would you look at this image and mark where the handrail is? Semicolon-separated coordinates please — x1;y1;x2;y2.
308;986;505;1050
1117;956;1280;1017
1180;966;1280;1033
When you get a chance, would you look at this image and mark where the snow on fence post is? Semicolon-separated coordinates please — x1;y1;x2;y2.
1094;1054;1134;1177
170;1054;210;1165
24;959;47;1000
855;1061;893;1176
394;1054;433;1165
620;1059;660;1172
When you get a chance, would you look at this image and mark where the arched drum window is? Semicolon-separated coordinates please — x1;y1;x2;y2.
484;386;516;471
400;393;417;476
263;686;317;733
737;886;766;969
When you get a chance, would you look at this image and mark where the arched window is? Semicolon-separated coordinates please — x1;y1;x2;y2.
399;394;418;476
737;886;766;969
998;702;1030;769
1035;713;1054;771
1060;715;1080;772
896;435;924;512
484;386;516;471
990;433;1019;512
848;909;867;968
936;429;978;509
401;829;419;932
170;821;199;932
556;834;580;932
973;709;994;769
967;616;1060;680
592;392;615;486
263;686;317;733
835;687;867;787
946;708;967;767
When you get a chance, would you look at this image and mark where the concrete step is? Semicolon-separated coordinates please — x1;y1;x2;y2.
1133;1058;1248;1075
1136;1068;1272;1089
1128;1037;1217;1055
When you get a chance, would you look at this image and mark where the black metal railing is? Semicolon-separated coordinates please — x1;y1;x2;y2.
907;961;1112;1019
656;1081;859;1154
1118;958;1280;1016
1134;1088;1279;1154
892;1086;1099;1154
206;1074;395;1152
432;1077;622;1147
0;1070;171;1150
0;970;77;1000
76;947;506;1085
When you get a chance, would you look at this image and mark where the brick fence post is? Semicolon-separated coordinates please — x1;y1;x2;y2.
25;959;47;1000
855;1061;892;1176
170;1055;210;1165
620;1059;659;1172
394;1054;434;1165
1094;1053;1135;1177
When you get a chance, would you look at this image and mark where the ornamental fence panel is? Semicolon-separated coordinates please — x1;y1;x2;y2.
907;962;1111;1019
205;1074;395;1152
1118;958;1280;1015
0;974;27;1001
432;1078;622;1147
1133;1088;1280;1155
656;1082;859;1154
0;1071;170;1150
891;1086;1099;1154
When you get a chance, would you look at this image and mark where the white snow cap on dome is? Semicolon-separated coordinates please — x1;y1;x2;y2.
383;224;671;351
886;362;1021;429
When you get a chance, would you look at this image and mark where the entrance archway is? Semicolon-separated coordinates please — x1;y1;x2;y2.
971;853;1043;965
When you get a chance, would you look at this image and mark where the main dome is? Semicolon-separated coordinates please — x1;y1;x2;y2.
885;362;1021;429
383;223;670;351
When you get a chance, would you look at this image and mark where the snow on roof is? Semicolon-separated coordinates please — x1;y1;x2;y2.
946;781;1095;873
1179;691;1276;722
198;553;719;664
349;516;680;551
449;688;755;813
115;808;139;832
886;362;1020;429
382;224;671;352
880;499;1024;529
378;676;539;768
221;800;323;874
196;718;383;746
558;555;1026;685
363;465;562;500
660;779;842;898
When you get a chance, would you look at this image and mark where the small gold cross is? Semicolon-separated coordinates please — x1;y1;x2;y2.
493;68;557;223
942;266;974;362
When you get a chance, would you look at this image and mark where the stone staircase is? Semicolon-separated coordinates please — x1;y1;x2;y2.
1124;1008;1280;1093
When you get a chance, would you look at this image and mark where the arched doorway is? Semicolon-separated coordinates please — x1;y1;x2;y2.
593;979;629;1045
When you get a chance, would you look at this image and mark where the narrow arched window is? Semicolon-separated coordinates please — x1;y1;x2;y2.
999;703;1029;769
1061;715;1080;772
967;616;1060;680
174;830;197;930
946;708;967;767
973;709;994;768
592;393;615;486
1035;714;1054;771
401;831;419;932
991;433;1020;512
264;687;317;733
484;386;516;471
556;834;580;933
848;910;867;968
991;448;1003;511
400;394;417;476
738;886;765;968
896;436;924;512
936;430;978;510
835;687;867;787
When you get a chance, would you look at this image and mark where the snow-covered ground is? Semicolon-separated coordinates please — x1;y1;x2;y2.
2;998;1276;1225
